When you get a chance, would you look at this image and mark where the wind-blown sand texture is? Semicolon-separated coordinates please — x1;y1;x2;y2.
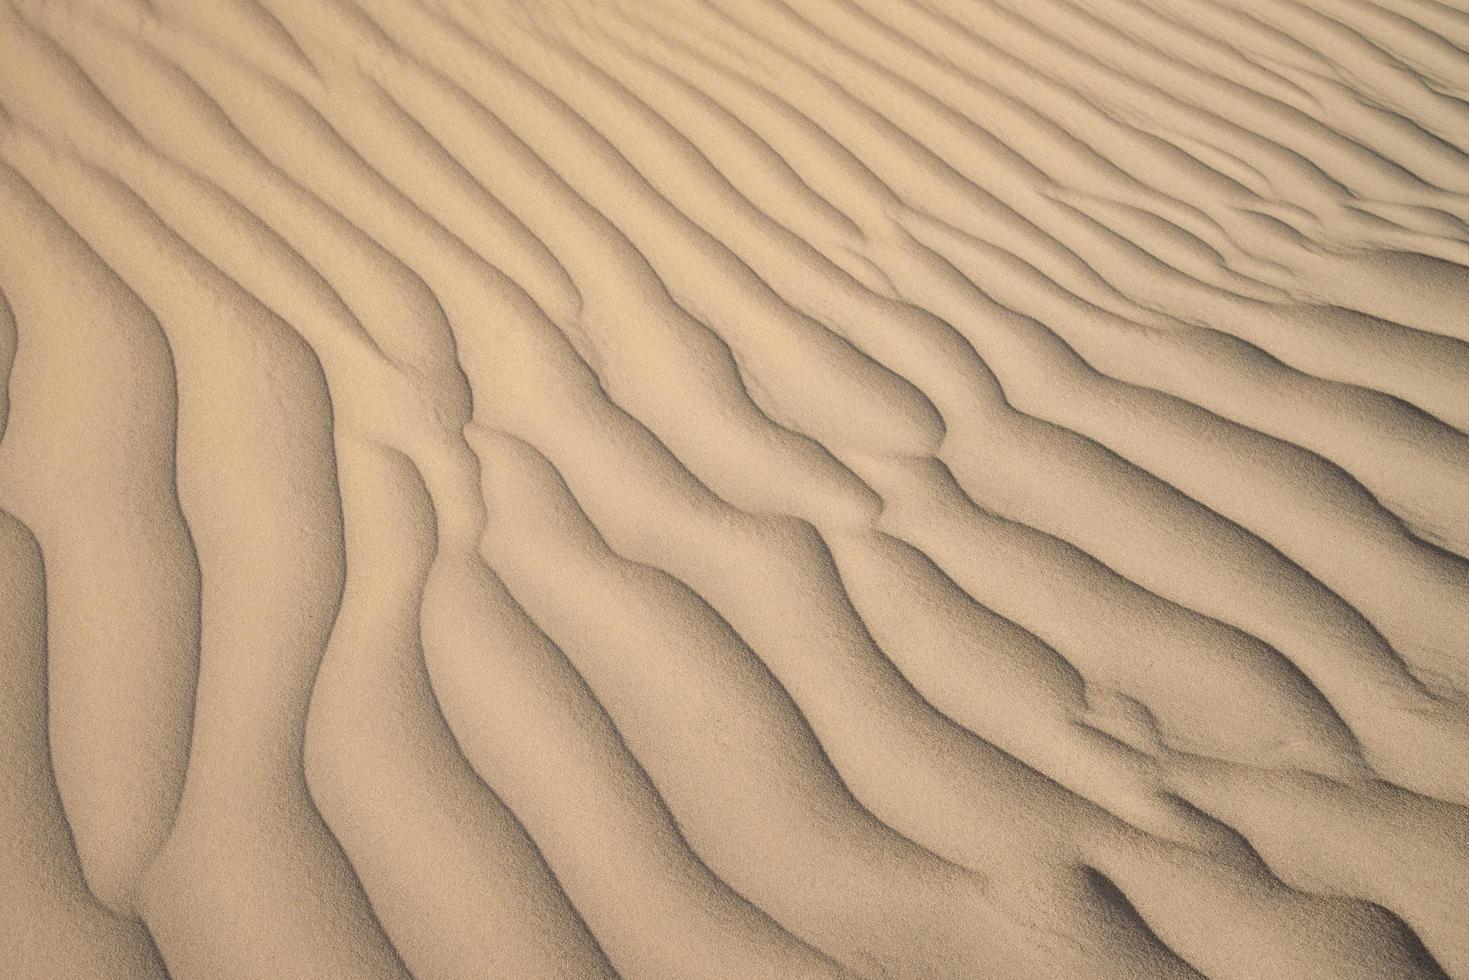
2;0;1468;976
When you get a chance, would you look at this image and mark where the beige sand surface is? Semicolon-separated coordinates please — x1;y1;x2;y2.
2;0;1468;976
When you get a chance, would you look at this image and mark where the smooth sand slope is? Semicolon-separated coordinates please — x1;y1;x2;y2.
2;0;1468;976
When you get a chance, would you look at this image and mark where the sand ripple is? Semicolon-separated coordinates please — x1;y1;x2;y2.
2;0;1467;976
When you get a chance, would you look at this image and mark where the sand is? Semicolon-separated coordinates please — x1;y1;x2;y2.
1;0;1467;976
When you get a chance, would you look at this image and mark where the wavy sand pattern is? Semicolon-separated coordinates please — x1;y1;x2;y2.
2;0;1468;976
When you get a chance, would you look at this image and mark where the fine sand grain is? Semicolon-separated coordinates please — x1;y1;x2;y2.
2;0;1468;977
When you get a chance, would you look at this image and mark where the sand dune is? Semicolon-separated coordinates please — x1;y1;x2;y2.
1;0;1467;976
